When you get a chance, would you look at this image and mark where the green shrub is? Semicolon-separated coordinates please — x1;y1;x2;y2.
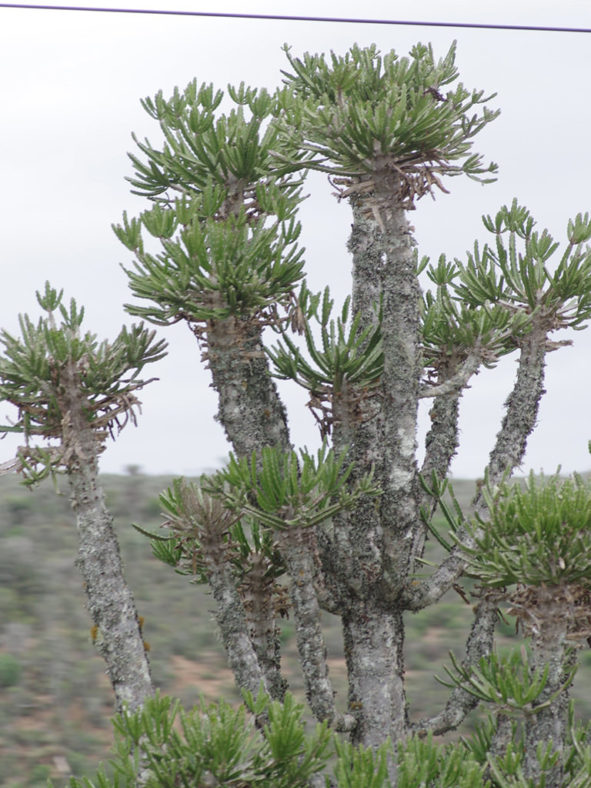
0;653;22;688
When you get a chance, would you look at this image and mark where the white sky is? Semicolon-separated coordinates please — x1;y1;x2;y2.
1;0;590;478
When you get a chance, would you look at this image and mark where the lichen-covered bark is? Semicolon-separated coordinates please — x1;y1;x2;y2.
523;587;573;787
420;391;461;486
206;315;291;457
327;204;387;599
278;526;339;724
330;198;421;599
415;388;462;564
68;464;154;713
404;324;549;612
240;558;286;701
485;323;547;487
343;600;406;783
324;194;420;760
61;371;153;713
204;315;291;701
203;548;269;698
376;203;421;594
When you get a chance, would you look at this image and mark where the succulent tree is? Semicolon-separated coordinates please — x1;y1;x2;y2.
0;284;166;712
5;40;591;788
108;41;591;786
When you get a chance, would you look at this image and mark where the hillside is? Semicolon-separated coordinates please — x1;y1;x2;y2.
1;471;591;786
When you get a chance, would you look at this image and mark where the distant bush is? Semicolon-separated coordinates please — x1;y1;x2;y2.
0;653;22;688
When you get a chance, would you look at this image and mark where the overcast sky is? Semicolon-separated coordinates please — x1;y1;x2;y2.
1;0;590;478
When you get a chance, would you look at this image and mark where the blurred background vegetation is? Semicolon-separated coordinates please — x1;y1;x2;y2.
2;469;591;787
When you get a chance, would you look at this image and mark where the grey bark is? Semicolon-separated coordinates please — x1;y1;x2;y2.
484;322;547;488
373;200;421;596
206;315;291;457
278;525;344;726
415;383;463;564
329;192;418;770
523;587;573;787
202;541;269;698
342;600;406;781
202;313;291;699
61;367;153;713
404;323;548;612
240;557;286;700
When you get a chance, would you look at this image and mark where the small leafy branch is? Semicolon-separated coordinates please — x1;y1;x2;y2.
268;285;383;436
0;284;166;712
0;282;166;483
112;80;309;338
462;473;591;595
438;648;574;716
205;443;380;530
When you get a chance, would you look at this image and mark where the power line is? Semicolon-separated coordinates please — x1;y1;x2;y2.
0;3;590;35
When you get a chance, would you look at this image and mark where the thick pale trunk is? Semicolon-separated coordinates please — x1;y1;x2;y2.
376;203;421;594
343;601;406;782
68;455;153;713
326;194;418;775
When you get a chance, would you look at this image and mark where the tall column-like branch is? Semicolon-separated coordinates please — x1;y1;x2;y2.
206;315;291;458
61;369;153;714
375;198;422;593
404;324;548;611
278;526;352;728
327;203;388;599
414;389;462;564
204;556;269;695
328;192;420;762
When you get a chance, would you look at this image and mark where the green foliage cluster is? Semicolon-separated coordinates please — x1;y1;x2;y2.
63;690;333;788
398;734;484;787
419;200;591;384
461;706;591;788
0;653;22;688
465;473;591;588
279;42;498;185
439;648;572;714
455;201;591;328
112;80;308;329
140;444;378;601
0;284;166;484
267;285;383;429
60;689;494;788
206;443;379;530
428;471;591;591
